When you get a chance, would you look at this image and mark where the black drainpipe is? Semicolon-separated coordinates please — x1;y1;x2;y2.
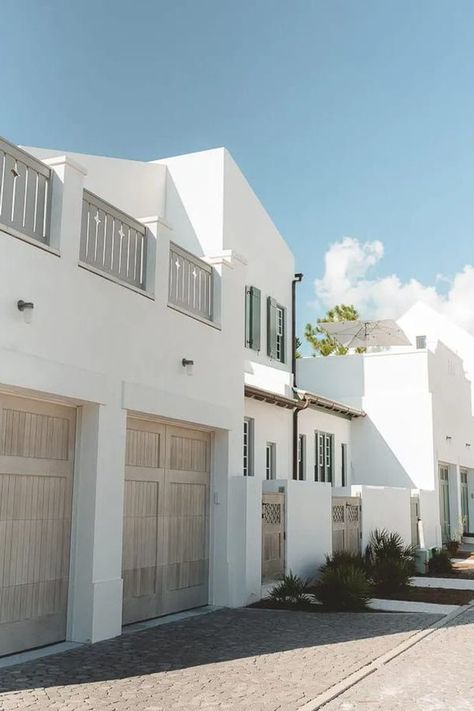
292;273;304;479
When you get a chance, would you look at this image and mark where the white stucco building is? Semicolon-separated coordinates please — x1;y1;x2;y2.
3;133;472;661
298;308;474;549
0;135;362;658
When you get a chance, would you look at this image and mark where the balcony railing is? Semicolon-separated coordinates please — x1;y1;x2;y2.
168;242;213;321
0;136;51;245
80;190;147;291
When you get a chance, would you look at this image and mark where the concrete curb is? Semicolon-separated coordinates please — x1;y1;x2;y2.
298;603;473;711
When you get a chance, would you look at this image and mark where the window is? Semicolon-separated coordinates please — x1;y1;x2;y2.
315;431;334;483
245;286;261;350
243;418;254;476
416;335;427;349
267;297;286;363
298;434;306;480
341;443;348;487
265;442;276;480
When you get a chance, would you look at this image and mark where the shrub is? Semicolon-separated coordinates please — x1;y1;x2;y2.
269;572;311;605
446;540;460;557
428;549;453;575
365;529;416;594
315;563;371;611
320;550;366;575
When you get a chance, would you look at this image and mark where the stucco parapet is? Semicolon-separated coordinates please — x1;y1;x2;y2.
139;215;172;230
42;154;88;176
205;250;247;269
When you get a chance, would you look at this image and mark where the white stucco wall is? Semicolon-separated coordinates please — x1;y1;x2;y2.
1;141;302;646
418;489;442;549
298;351;436;490
285;480;332;579
351;485;412;549
298;407;352;486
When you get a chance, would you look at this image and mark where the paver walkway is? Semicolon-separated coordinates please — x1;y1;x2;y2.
0;608;439;711
325;605;474;710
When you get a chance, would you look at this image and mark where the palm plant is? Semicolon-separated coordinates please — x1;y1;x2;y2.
269;572;312;605
365;529;416;594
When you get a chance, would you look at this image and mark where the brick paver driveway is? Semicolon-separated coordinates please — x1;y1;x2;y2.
325;605;474;710
0;608;440;711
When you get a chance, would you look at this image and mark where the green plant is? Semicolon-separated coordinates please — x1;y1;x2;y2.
365;529;416;594
315;563;371;611
446;540;460;557
320;550;366;574
428;549;453;574
269;572;311;605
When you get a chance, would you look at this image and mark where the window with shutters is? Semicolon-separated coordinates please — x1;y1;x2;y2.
267;297;286;363
243;418;254;476
265;442;276;480
298;434;306;480
245;286;261;350
315;431;334;483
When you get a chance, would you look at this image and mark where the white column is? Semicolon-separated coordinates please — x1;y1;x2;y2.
43;154;87;261
67;396;127;643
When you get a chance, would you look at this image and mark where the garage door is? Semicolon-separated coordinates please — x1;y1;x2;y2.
122;419;210;625
0;394;76;656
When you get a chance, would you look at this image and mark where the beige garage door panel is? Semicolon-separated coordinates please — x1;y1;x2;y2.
0;395;76;657
123;420;210;625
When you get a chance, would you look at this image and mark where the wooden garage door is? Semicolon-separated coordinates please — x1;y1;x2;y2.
122;419;210;625
0;394;76;656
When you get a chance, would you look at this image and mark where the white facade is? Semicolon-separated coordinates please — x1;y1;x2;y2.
6;134;463;659
298;317;474;547
0;136;364;657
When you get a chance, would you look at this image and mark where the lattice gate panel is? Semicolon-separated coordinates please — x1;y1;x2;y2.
262;492;285;581
332;497;361;554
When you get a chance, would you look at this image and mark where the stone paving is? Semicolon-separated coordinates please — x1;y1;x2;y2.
0;608;440;711
325;606;474;710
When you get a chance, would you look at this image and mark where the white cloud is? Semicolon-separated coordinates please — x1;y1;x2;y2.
314;237;474;333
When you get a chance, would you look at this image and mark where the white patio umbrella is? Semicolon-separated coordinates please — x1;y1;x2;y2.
321;319;411;349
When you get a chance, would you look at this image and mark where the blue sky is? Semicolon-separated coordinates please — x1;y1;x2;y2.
2;1;474;341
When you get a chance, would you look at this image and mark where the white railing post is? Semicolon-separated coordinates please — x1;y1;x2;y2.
42;155;87;262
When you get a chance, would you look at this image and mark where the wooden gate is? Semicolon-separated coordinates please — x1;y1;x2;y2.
332;497;361;554
261;492;285;581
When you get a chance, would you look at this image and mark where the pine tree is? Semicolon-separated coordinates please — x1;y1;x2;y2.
305;304;365;356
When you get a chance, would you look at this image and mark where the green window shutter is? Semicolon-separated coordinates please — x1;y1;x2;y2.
245;287;251;348
245;286;261;350
281;306;287;363
250;286;261;350
267;297;278;358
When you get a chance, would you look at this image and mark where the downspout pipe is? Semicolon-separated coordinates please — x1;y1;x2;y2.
292;272;304;388
291;273;304;480
292;395;310;480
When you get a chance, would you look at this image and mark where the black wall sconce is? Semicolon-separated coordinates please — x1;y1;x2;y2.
17;300;34;323
182;358;194;375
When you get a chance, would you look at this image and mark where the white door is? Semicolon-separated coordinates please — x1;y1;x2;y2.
461;470;470;533
122;419;210;625
0;394;76;656
439;465;451;542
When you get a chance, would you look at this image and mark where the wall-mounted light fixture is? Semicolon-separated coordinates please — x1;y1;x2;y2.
17;300;34;324
446;435;452;441
181;358;194;376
